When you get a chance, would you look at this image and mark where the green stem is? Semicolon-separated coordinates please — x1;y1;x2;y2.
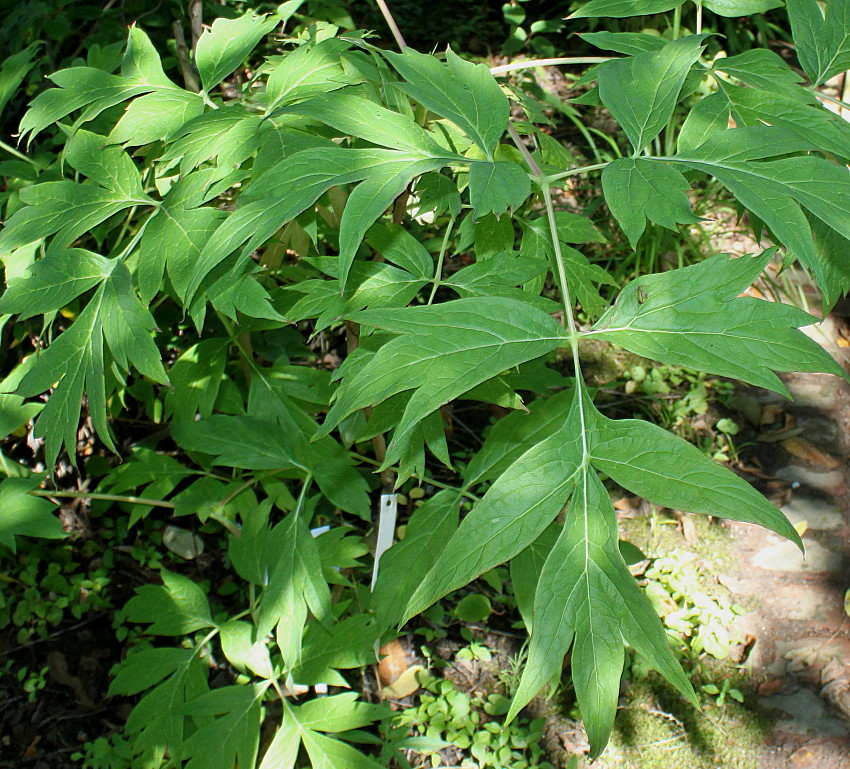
0;140;48;170
294;473;313;516
30;489;176;508
508;121;590;466
489;57;612;76
349;452;480;502
695;0;703;34
427;215;455;304
812;89;850;113
218;469;282;507
545;162;609;185
672;3;682;39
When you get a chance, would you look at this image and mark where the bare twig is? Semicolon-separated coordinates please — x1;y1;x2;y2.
173;20;201;92
188;0;204;50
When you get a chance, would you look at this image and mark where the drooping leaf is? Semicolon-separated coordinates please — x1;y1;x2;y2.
195;12;278;92
0;43;40;119
719;84;850;162
509;521;559;633
597;35;707;153
403;392;583;622
508;467;694;756
809;214;850;312
670;147;850;295
586;404;802;544
588;253;844;394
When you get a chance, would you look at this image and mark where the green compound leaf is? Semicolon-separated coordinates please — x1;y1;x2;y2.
159;107;263;173
195;12;278;92
109;648;198;696
468;160;532;217
712;49;806;96
384;48;509;156
65;128;147;196
602;157;702;247
109;89;205;146
123;648;208;764
597;35;707;153
669;148;850;302
286;92;451;157
0;476;64;552
180;683;269;769
257;506;332;647
124;568;216;636
372;490;461;630
403;392;583;623
589;253;844;395
191;146;444;299
265;38;360;112
788;0;850;86
0;182;151;254
316;297;569;466
508;467;694;756
5;261;167;467
406;383;802;754
0;249;111;319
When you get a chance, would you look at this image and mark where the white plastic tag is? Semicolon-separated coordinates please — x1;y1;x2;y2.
371;493;398;590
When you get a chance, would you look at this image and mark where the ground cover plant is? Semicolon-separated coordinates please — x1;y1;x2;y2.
1;0;850;765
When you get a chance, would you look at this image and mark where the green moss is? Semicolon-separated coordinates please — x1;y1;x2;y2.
594;676;769;769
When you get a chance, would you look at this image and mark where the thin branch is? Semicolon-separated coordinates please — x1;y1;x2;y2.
30;489;176;508
0;140;48;170
374;0;407;50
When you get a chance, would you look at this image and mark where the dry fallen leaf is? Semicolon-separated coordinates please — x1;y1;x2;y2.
757;678;785;697
760;403;785;427
781;437;841;470
377;639;408;688
381;665;425;699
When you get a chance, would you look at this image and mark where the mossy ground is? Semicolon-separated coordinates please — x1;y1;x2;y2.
591;510;770;768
